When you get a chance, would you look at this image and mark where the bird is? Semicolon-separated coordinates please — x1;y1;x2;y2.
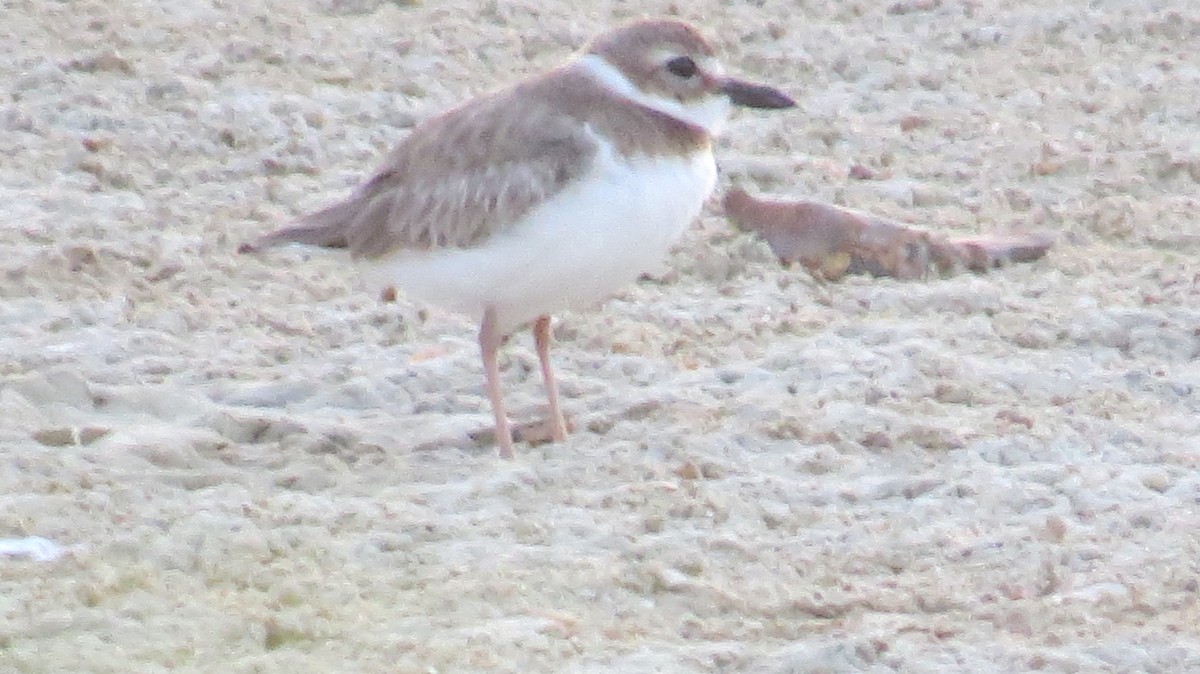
246;18;795;458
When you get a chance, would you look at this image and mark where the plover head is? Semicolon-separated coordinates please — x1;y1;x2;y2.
579;19;796;136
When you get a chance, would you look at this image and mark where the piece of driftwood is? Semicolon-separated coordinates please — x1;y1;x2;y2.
723;187;1053;281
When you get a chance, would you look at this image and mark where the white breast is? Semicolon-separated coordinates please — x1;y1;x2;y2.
365;137;717;335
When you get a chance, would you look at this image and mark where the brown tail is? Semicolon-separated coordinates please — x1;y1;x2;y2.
238;201;353;254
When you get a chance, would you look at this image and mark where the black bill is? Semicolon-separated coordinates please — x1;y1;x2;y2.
721;79;796;109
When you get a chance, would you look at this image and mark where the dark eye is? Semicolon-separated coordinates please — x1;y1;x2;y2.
665;55;697;79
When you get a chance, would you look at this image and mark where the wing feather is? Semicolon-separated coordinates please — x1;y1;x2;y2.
251;75;599;259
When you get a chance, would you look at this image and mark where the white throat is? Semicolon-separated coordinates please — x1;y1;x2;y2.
577;54;732;136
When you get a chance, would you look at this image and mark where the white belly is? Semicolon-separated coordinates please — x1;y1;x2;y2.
364;142;717;335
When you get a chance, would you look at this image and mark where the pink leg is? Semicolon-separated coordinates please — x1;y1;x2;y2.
533;315;568;443
480;307;514;458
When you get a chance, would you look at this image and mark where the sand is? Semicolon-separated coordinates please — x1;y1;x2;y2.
2;0;1199;671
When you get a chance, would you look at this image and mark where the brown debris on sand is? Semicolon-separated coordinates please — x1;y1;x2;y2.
723;187;1054;281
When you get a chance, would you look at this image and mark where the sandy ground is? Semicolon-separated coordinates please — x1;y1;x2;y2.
3;0;1199;671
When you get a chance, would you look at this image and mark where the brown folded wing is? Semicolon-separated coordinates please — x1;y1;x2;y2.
252;72;599;258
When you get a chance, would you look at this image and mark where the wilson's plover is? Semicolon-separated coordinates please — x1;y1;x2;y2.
249;19;795;457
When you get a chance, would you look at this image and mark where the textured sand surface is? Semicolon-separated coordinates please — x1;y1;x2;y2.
3;0;1199;672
